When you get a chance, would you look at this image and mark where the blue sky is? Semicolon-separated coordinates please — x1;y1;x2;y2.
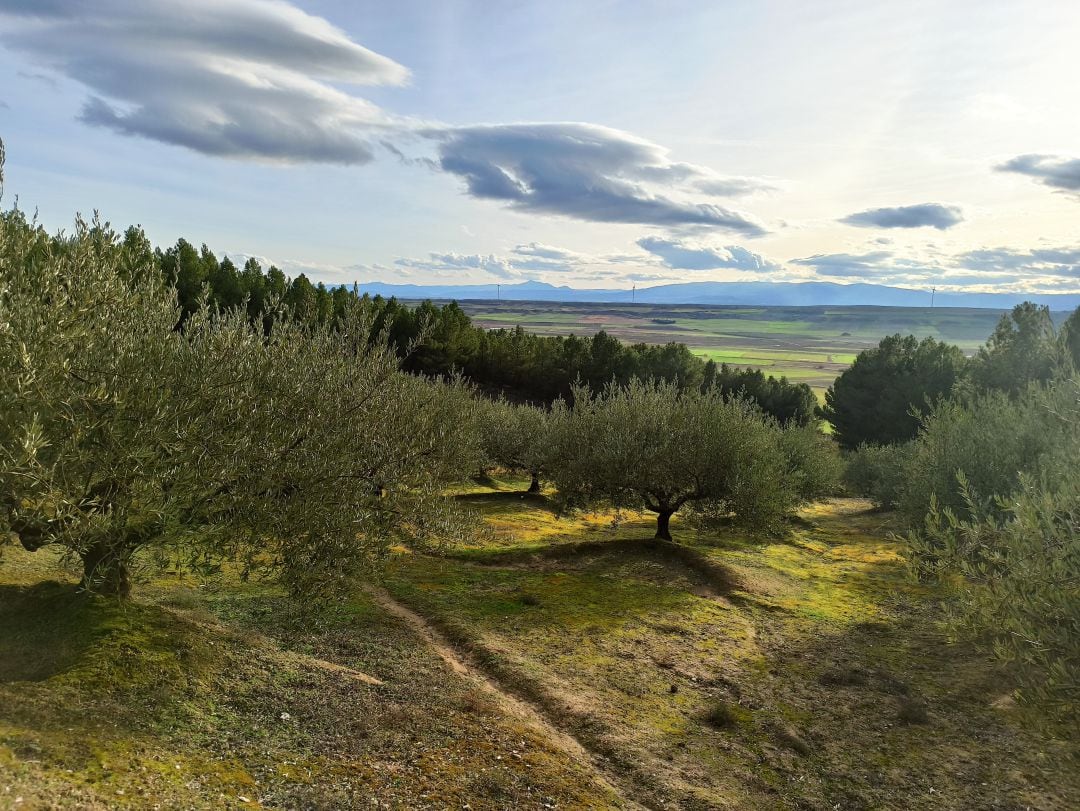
1;0;1079;293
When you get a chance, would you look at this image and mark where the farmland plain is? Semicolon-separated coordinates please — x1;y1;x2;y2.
447;301;1024;396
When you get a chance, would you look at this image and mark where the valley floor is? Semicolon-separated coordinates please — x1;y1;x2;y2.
1;478;1076;809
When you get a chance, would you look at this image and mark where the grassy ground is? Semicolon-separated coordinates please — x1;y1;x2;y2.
0;542;618;809
385;476;1079;810
2;476;1076;809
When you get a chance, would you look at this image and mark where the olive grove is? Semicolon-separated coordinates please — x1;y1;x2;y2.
0;207;482;599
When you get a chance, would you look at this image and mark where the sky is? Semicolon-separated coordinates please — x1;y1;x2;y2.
1;0;1078;294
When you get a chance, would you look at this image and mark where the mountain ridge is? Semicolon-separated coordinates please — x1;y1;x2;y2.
353;279;1080;310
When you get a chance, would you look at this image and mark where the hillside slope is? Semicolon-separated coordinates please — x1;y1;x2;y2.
1;481;1076;809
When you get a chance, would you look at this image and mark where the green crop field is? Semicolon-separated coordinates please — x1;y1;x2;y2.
447;301;1019;397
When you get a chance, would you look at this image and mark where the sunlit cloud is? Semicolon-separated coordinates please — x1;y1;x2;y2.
0;0;408;163
637;236;780;271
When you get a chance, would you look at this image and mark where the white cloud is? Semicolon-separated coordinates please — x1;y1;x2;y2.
790;244;1080;293
637;235;780;272
425;123;769;234
1;0;408;163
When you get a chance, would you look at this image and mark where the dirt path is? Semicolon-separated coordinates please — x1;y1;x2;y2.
365;586;652;811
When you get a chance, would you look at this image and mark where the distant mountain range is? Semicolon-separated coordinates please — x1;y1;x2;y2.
354;279;1080;310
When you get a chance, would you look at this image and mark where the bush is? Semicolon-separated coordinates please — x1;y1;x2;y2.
842;443;912;509
897;386;1060;528
906;379;1080;719
779;425;844;502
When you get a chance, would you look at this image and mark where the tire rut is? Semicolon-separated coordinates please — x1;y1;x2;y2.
365;585;653;811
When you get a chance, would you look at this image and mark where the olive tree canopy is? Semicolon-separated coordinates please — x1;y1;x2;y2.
548;380;799;541
0;209;481;599
479;399;562;493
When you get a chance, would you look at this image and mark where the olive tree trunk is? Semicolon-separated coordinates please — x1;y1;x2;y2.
527;472;542;493
654;509;675;542
80;541;132;598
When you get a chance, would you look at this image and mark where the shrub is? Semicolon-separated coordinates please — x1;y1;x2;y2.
907;379;1080;719
842;443;912;509
779;424;844;502
897;386;1060;528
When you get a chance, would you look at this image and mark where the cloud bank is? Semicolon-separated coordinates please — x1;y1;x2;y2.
393;244;637;282
792;244;1080;292
996;154;1080;196
0;0;408;163
790;251;899;278
840;203;964;230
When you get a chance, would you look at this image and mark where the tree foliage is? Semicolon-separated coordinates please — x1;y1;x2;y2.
897;385;1062;528
1059;305;1080;373
122;225;819;420
821;334;968;449
777;424;844;502
907;379;1080;719
970;302;1064;394
479;399;561;492
0;210;481;599
841;443;912;509
703;361;818;427
547;380;802;540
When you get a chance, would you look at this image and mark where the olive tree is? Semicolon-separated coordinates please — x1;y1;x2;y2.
907;378;1080;718
897;385;1057;528
0;209;481;599
479;399;561;493
548;380;797;541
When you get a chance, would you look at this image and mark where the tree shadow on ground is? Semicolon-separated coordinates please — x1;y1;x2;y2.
0;581;104;682
454;489;557;514
723;603;1079;811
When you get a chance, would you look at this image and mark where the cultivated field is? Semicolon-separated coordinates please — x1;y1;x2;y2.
3;475;1075;809
448;302;1018;396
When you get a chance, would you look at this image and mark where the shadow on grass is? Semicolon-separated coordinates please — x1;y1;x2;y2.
0;581;105;682
729;608;1080;811
444;535;746;599
454;489;557;514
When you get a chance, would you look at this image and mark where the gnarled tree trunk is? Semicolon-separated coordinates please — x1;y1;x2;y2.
527;472;541;493
80;541;132;598
654;508;675;542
